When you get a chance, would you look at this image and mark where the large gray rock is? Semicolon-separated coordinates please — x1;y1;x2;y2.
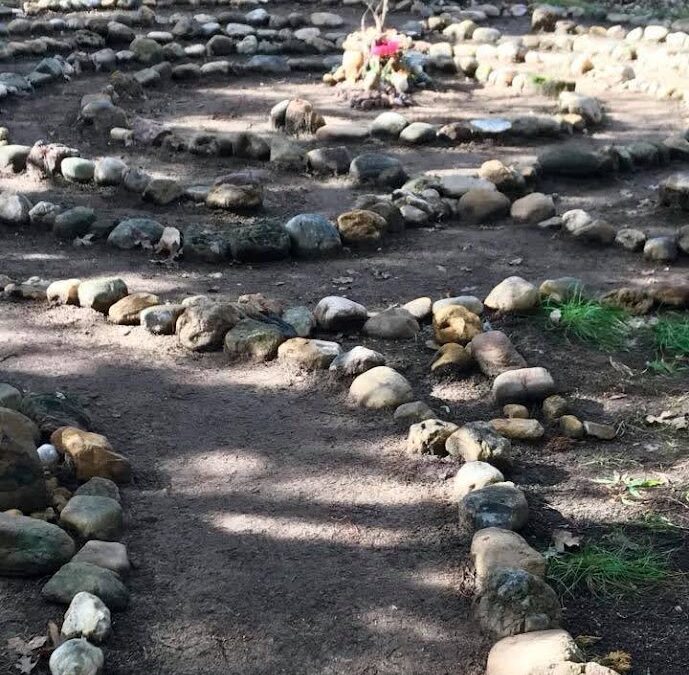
78;278;128;313
49;638;104;675
349;153;407;188
61;157;95;183
53;207;96;240
0;193;31;225
538;145;614;177
277;338;341;370
71;540;130;576
0;513;74;576
314;296;367;331
284;213;342;257
477;568;561;637
485;277;539;312
460;482;529;531
224;318;291;361
176;299;242;351
59;496;123;541
363;308;419;339
511;193;555;224
458;188;511;223
0;408;46;512
61;592;111;642
140;304;186;335
42;561;129;610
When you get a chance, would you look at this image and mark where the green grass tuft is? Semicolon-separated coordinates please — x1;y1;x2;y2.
544;294;631;352
546;540;672;597
652;314;689;358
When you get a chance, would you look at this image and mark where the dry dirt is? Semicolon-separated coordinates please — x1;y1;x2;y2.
1;6;689;675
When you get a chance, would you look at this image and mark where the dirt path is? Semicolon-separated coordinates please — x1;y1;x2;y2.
0;295;490;674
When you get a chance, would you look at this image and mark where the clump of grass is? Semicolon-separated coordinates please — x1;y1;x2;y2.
544;294;631;352
546;539;672;597
652;314;689;358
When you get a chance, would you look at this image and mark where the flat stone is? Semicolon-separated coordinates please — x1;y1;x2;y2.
277;338;341;370
363;308;419;339
470;331;527;377
432;296;484;315
0;513;74;576
471;527;546;589
454;461;505;500
460;482;528;531
71;540;130;576
108;292;159;325
583;420;616;440
42;561;129;610
349;366;413;410
491;418;545;440
493;367;556;404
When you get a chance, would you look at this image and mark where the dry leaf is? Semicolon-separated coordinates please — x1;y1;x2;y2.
7;637;31;656
599;650;632;673
331;276;353;285
609;357;634;377
25;637;47;651
552;528;581;553
48;621;61;648
15;655;37;674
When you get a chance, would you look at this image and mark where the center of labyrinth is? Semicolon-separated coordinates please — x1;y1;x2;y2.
1;0;689;673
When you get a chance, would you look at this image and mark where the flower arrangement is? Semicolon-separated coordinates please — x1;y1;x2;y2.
324;0;430;108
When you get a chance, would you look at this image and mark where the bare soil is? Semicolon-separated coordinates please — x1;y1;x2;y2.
1;6;689;675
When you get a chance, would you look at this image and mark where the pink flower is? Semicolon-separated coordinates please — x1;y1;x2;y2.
371;39;400;57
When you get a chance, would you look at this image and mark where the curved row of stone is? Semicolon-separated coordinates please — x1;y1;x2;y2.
0;383;133;674
1;270;645;673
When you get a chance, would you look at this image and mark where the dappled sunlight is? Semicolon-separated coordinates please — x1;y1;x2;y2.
360;605;459;641
211;511;412;546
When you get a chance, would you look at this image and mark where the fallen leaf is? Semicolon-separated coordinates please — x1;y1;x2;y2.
15;655;37;674
552;529;581;553
331;276;353;285
609;357;634;377
25;637;47;651
73;233;94;248
436;265;446;273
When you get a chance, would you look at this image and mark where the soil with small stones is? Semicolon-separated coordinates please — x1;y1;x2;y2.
2;6;689;675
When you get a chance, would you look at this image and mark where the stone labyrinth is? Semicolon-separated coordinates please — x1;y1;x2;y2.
1;0;689;673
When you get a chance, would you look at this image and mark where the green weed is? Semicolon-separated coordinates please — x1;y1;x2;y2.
546;540;672;597
593;471;665;503
544;294;631;352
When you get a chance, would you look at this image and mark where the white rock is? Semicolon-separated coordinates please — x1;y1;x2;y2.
349;366;413;409
49;638;104;675
314;296;367;331
61;592;111;643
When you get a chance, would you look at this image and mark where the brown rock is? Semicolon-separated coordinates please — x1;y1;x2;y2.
47;279;81;305
51;427;131;484
108;292;160;325
336;209;387;245
470;331;527;376
431;343;474;375
491;418;545;440
433;304;482;344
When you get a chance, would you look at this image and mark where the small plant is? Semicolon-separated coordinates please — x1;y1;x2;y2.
546;539;672;597
592;471;665;503
634;512;685;533
544;294;631;352
652;314;689;359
